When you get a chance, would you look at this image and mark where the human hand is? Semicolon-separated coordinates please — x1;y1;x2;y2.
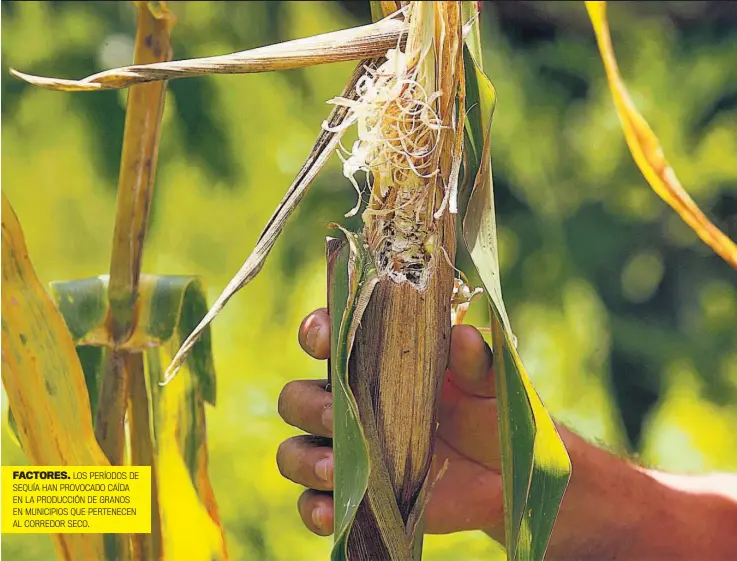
277;308;737;561
276;307;506;539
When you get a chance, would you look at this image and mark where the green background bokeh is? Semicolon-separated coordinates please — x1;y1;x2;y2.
2;2;736;559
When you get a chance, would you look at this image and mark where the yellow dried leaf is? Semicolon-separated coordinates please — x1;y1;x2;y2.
148;346;228;561
1;193;109;561
586;1;737;268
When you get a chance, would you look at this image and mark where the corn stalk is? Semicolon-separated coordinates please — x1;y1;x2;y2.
96;0;174;467
8;1;737;560
3;3;227;560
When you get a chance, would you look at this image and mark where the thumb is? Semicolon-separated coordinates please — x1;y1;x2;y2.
437;324;500;469
447;325;495;397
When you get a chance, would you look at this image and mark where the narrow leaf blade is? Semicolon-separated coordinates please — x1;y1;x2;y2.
328;229;379;561
586;0;737;268
461;46;514;341
11;17;404;92
163;59;382;384
460;47;571;561
145;349;227;561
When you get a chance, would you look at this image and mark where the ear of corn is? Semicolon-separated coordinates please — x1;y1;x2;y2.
586;0;737;269
325;3;465;559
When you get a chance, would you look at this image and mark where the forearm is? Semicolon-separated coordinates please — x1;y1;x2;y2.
545;429;737;561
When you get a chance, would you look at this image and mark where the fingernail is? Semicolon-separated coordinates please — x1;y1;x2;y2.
321;405;333;434
315;457;333;482
305;325;322;355
312;506;328;531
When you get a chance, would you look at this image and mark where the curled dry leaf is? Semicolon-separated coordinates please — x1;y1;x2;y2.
586;1;737;269
161;59;381;384
11;16;405;92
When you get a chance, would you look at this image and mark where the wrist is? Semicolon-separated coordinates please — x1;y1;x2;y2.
544;428;643;560
480;428;638;556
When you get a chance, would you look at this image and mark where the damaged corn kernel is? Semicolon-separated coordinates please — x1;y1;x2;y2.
322;3;455;289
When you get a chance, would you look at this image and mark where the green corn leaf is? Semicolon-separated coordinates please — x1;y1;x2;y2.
461;46;512;340
8;273;226;560
461;1;482;67
47;275;216;405
327;227;380;561
460;41;572;561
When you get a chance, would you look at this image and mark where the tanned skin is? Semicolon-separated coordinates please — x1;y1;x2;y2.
275;308;737;561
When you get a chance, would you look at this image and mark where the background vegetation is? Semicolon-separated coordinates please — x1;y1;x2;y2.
2;1;736;559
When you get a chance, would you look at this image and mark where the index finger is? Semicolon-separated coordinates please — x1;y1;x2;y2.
298;308;331;360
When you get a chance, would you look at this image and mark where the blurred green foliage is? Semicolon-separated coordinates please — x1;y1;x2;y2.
2;1;736;560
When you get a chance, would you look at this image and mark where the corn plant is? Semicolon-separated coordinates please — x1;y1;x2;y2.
6;1;737;561
3;2;226;560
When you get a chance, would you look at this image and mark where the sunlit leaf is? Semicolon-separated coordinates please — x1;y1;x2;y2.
461;1;482;64
1;193;109;561
11;16;405;92
460;42;571;561
5;407;22;449
461;46;513;341
47;274;224;560
586;0;737;269
146;346;227;561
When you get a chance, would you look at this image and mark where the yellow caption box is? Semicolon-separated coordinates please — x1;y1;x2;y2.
2;466;151;534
